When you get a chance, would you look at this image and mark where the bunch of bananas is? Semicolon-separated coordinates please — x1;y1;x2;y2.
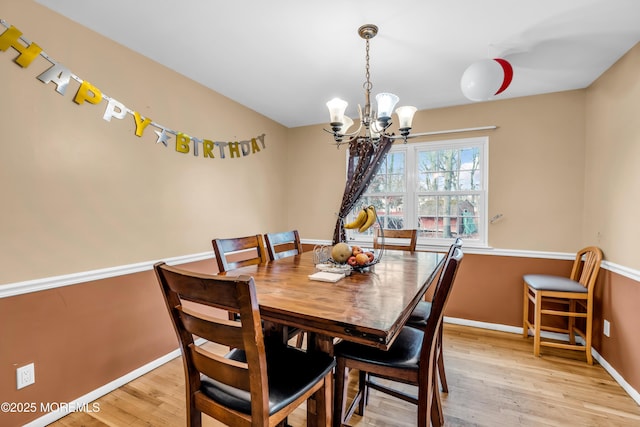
343;205;377;232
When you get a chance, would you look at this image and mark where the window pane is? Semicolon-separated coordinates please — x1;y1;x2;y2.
368;151;405;193
418;146;481;191
377;195;405;230
458;171;475;190
460;148;479;170
418;194;479;239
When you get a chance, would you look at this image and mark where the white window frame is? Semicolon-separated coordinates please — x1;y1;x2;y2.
346;136;489;250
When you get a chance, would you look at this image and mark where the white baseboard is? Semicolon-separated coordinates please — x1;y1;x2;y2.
444;317;640;407
590;347;640;406
23;338;204;427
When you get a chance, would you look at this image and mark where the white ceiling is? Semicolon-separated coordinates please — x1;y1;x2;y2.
36;0;640;128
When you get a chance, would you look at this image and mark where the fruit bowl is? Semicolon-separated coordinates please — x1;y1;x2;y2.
348;251;380;272
327;244;381;273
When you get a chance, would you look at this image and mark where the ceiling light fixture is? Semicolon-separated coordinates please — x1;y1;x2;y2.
325;24;417;147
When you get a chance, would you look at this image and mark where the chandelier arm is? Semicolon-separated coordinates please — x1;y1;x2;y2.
323;121;365;148
322;120;364;139
341;121;364;138
369;119;392;134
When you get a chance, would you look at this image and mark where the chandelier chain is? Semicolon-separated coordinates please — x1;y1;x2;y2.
363;39;372;92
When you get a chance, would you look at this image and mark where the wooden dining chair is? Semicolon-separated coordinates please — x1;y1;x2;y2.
154;262;336;427
406;237;463;395
333;247;464;427
212;234;269;325
374;228;455;395
213;234;302;348
264;229;304;261
373;228;417;252
211;234;269;273
264;230;306;348
523;246;603;364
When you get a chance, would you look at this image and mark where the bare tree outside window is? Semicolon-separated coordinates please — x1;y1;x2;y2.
417;147;481;239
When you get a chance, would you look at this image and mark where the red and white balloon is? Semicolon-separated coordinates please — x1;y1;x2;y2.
460;58;513;101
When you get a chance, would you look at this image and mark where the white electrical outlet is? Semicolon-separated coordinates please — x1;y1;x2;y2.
16;363;35;389
603;319;611;337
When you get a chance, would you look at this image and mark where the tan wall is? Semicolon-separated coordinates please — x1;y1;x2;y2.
1;0;290;284
584;43;640;270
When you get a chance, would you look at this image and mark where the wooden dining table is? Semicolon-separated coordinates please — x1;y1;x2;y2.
221;248;445;426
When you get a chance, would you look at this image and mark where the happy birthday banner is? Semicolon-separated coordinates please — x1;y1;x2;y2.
0;19;266;159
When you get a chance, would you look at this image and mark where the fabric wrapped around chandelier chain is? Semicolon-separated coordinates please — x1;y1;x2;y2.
332;135;394;244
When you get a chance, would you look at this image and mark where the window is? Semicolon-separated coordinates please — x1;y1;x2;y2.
346;136;488;247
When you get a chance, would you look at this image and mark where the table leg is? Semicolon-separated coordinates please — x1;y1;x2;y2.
307;333;334;427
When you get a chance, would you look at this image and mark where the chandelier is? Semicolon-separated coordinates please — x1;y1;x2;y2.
325;24;417;147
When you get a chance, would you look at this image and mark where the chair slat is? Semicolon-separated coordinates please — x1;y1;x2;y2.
180;307;246;349
373;228;417;251
160;266;245;309
212;235;268;273
264;230;303;261
190;345;251;391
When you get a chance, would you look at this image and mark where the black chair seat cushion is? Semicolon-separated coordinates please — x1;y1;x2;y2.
200;346;335;415
524;274;587;293
334;326;423;370
406;300;432;328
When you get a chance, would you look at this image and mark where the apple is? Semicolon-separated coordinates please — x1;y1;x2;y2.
351;245;363;255
347;256;358;266
355;253;369;266
365;251;375;263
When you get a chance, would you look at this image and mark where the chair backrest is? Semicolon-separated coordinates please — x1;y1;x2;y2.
420;247;464;364
212;234;268;273
421;238;463;302
447;237;463;257
570;246;603;291
264;230;303;261
153;262;270;424
373;228;418;251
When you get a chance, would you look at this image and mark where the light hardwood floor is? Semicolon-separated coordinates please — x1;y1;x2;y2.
50;324;640;426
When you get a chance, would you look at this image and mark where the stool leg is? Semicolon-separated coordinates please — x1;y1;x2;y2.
585;300;594;365
533;291;542;357
568;300;576;345
522;282;530;338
